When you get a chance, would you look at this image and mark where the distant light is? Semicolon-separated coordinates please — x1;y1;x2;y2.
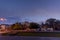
0;18;7;21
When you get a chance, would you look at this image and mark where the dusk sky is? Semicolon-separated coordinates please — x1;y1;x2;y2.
0;0;60;22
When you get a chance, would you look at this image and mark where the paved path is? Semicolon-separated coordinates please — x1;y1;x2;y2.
0;36;59;40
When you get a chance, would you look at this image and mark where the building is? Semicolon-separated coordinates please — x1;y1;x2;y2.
0;24;10;31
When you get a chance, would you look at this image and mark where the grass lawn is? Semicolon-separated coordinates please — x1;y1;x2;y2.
2;32;60;37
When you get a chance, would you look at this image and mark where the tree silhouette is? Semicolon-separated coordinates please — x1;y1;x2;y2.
11;22;22;30
54;20;60;30
45;18;56;29
30;22;40;29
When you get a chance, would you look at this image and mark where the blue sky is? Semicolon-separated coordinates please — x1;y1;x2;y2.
0;0;60;22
